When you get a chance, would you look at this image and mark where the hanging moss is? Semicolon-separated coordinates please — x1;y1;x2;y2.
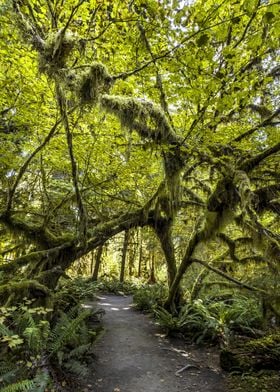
100;95;178;143
77;63;112;104
38;30;76;75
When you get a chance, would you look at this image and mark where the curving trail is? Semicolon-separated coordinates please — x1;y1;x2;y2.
85;294;228;392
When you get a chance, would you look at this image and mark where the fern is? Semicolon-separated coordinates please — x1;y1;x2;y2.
0;323;13;337
29;369;50;392
63;359;89;377
68;343;93;358
49;308;91;355
0;361;20;386
0;379;34;392
23;326;41;352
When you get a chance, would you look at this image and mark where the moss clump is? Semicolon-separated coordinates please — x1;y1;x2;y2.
220;332;280;371
39;30;76;75
228;371;280;392
100;95;177;143
78;63;112;104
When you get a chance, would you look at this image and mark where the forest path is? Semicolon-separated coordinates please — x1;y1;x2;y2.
85;294;228;392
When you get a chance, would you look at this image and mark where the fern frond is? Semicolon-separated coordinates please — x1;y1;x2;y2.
0;379;34;392
49;309;91;355
0;323;13;337
0;361;20;386
23;327;41;352
68;343;92;358
63;359;89;377
29;369;50;392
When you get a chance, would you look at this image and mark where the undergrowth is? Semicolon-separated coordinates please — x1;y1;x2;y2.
0;278;102;391
133;284;168;311
155;296;263;344
133;285;263;345
96;278;138;295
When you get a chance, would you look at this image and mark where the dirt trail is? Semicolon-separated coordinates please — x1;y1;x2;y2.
85;294;228;392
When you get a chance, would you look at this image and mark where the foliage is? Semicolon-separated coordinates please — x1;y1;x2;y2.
154;296;263;344
228;371;280;392
221;331;280;372
96;278;138;295
53;277;98;311
0;0;279;309
0;289;102;390
133;284;168;311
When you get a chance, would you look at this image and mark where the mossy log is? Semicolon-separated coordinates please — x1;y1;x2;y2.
220;333;280;371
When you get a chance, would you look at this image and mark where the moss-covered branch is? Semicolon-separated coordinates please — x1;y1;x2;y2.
100;95;180;145
191;258;265;293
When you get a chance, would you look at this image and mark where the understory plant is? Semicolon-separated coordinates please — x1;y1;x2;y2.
0;279;103;391
97;278;138;295
154;295;263;344
133;284;168;311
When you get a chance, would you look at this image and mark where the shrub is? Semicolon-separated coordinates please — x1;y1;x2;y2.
133;284;168;312
97;278;137;295
154;295;263;345
0;281;103;391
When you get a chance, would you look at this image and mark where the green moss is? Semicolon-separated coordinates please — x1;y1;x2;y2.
245;332;280;354
228;371;280;392
221;332;280;372
100;95;176;143
77;63;112;104
39;30;76;75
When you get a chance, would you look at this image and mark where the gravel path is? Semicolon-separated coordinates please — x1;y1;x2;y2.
85;294;228;392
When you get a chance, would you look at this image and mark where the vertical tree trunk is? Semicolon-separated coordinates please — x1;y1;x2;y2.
190;267;208;301
120;230;130;282
149;251;156;284
92;245;103;281
137;229;143;278
128;230;136;277
154;219;177;288
90;251;94;275
164;214;217;312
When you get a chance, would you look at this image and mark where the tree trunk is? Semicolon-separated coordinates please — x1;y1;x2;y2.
128;230;136;277
120;230;130;282
137;229;143;278
154;219;177;288
148;251;156;284
92;245;103;281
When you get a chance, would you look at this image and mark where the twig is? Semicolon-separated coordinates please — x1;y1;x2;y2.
175;364;199;375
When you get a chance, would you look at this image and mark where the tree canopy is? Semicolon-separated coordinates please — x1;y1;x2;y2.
0;0;279;310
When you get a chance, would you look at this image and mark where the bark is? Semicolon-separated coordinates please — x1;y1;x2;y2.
137;229;143;278
120;230;130;283
154;218;177;288
92;245;103;281
148;251;156;284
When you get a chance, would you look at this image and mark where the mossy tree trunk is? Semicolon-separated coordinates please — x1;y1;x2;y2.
120;229;130;283
92;245;103;281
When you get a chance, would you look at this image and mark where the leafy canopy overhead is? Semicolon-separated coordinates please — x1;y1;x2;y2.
0;0;279;307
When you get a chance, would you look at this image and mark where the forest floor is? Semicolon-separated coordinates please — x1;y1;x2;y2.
82;294;228;392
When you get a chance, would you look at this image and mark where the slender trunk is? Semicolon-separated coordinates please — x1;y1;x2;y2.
92;245;103;281
137;229;143;277
149;251;156;284
128;231;136;276
120;230;129;282
190;267;208;301
90;251;94;275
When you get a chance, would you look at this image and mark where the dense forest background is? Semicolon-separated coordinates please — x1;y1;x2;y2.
0;0;279;390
